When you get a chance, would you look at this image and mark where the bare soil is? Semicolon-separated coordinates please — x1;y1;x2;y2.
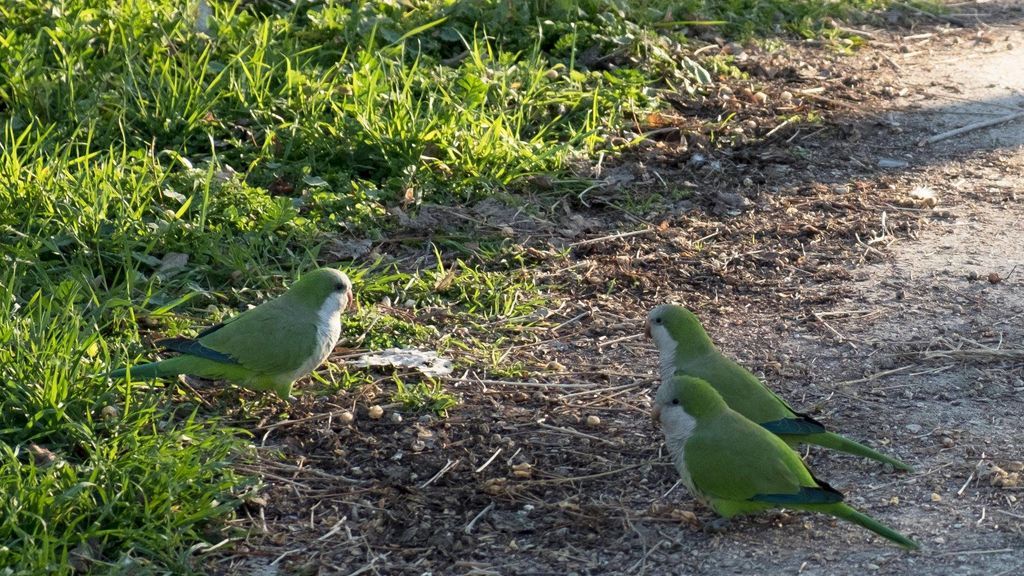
209;3;1024;575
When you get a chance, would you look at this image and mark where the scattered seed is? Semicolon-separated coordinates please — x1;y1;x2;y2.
671;509;698;524
993;472;1020;488
585;415;601;427
338;410;355;424
368;405;384;419
483;478;506;495
511;462;533;479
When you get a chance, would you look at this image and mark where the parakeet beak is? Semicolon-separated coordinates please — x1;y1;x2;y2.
644;318;651;338
651;404;661;424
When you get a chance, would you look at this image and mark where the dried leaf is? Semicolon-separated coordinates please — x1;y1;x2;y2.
351;348;453;377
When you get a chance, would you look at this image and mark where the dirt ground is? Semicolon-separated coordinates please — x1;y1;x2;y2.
209;3;1024;575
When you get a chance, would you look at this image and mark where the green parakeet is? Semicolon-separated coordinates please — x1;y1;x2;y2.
646;304;912;471
654;374;919;549
109;268;353;398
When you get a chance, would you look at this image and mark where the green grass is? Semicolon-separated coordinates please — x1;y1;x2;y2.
0;0;903;572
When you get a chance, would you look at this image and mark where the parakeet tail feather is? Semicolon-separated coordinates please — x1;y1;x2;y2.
106;360;178;380
808;432;913;472
830;504;919;550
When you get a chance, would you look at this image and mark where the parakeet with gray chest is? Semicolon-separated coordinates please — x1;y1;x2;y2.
653;374;919;549
109;268;353;399
646;304;912;471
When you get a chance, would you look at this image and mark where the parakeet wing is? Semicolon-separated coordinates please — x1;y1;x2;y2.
157;337;240;365
194;299;319;375
685;411;818;501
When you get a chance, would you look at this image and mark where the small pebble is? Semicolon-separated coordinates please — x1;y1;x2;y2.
368;405;384;419
906;423;922;433
410;439;426;452
987;272;1001;284
388;412;403;424
585;415;601;427
931;492;942;502
100;405;120;421
878;158;909;169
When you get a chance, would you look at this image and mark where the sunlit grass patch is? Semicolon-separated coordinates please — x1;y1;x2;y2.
0;270;251;573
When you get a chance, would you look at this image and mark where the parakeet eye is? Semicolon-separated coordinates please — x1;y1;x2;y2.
334;282;348;292
671;398;679;405
654;317;663;324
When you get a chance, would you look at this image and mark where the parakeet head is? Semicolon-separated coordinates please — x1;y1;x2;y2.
652;375;726;428
645;304;714;382
286;267;354;316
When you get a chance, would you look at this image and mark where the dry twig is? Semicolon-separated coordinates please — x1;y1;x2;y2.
918;110;1024;146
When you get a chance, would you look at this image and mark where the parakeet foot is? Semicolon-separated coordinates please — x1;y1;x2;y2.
703;517;732;533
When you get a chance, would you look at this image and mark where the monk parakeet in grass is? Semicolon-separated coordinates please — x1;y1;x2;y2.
109;268;353;399
654;375;919;549
646;304;912;471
